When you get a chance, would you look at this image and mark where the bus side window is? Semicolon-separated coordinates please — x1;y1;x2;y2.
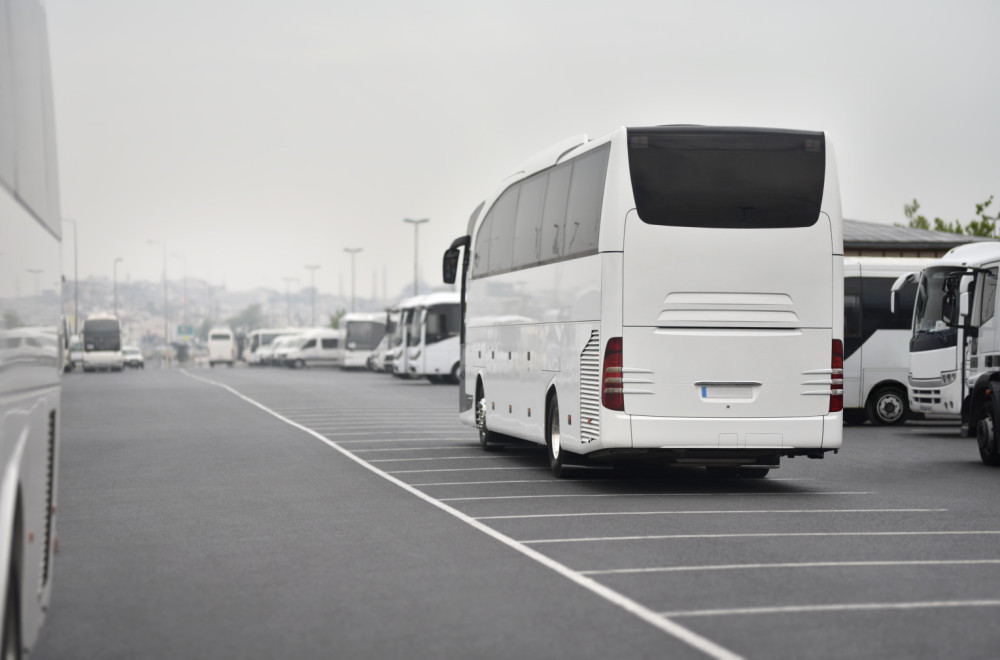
844;277;862;358
471;212;493;278
487;187;519;275
980;269;998;326
564;144;610;257
512;172;547;270
540;163;571;261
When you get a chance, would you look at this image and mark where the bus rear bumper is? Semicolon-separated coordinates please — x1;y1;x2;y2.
611;413;841;452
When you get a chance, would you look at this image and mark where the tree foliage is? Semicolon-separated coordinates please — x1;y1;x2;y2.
329;308;346;329
227;304;264;332
903;196;997;237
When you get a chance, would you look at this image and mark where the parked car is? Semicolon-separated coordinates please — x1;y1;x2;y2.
122;345;145;369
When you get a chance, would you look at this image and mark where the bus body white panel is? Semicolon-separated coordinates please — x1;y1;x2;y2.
621;213;834;420
909;347;962;414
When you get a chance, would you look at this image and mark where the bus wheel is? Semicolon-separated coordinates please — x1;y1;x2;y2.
977;399;1000;466
1;563;20;660
476;388;501;451
867;386;908;425
294;359;305;369
547;396;568;478
449;362;460;385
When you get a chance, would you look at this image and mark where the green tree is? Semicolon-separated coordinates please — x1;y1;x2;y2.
227;304;264;332
903;196;997;238
329;308;346;329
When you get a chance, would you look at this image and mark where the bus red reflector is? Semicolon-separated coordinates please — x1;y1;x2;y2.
602;337;624;411
831;339;844;413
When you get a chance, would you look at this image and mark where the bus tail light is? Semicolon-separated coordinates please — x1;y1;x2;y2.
602;337;624;411
831;339;844;413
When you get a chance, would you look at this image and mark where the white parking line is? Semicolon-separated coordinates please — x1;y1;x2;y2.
181;369;743;660
441;492;871;502
368;455;530;463
523;530;1000;544
661;600;1000;618
476;508;947;521
387;466;551;474
582;559;1000;576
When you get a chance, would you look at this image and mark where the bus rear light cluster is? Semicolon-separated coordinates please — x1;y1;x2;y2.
602;337;624;411
831;339;844;413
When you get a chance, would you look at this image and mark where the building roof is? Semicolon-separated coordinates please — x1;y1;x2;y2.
844;218;996;251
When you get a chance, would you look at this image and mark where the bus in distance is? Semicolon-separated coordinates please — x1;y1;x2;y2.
403;291;461;383
444;125;844;477
81;314;123;372
340;312;386;369
0;0;62;653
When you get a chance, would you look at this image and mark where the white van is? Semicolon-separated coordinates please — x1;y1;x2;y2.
207;327;236;367
285;328;344;368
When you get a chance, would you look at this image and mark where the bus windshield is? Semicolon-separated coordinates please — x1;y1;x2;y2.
627;127;825;229
913;267;963;336
83;320;121;351
407;309;422;347
346;322;385;350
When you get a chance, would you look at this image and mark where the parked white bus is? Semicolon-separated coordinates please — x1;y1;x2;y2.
391;296;423;378
341;313;386;369
0;0;62;652
207;327;235;367
403;291;461;383
843;257;930;425
81;314;123;372
444;125;843;477
367;308;399;372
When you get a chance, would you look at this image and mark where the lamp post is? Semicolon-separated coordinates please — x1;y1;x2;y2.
62;218;79;335
282;277;298;326
305;264;320;326
147;240;168;362
403;218;429;296
344;248;362;312
113;257;123;317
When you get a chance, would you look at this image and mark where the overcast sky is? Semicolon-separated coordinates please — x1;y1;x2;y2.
44;0;1000;297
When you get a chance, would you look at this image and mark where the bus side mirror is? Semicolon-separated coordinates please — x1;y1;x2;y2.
443;248;460;285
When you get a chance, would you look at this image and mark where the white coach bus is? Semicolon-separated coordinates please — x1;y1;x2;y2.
391;296;423;378
0;0;62;653
444;125;843;477
341;312;386;369
404;291;461;383
843;257;930;425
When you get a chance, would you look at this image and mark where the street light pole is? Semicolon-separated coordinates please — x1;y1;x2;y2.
343;248;362;312
305;264;320;326
62;218;79;335
282;277;298;326
403;218;429;296
147;240;168;362
113;257;123;317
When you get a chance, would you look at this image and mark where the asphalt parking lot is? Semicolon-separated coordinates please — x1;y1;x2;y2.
33;366;1000;659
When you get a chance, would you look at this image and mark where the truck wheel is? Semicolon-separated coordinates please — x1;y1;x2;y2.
977;399;1000;466
867;386;908;425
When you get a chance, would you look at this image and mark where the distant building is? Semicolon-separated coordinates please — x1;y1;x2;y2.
844;219;995;258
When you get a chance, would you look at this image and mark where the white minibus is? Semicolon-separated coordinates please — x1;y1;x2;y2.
444;125;843;477
285;328;344;368
207;327;235;367
244;328;298;365
404;292;461;383
81;314;124;372
843;257;931;425
341;313;386;369
0;0;62;651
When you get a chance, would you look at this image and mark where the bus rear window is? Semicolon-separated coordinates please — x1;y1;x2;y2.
627;127;825;229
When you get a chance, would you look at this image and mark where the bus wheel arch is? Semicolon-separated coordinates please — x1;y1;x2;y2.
475;377;500;451
866;382;908;425
545;388;567;478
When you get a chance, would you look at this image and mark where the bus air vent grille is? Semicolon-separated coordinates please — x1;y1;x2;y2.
580;330;601;443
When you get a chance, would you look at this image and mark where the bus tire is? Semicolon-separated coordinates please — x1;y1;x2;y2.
867;385;908;425
449;362;460;385
2;559;21;660
547;395;568;478
294;359;305;369
476;385;501;451
977;399;1000;466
